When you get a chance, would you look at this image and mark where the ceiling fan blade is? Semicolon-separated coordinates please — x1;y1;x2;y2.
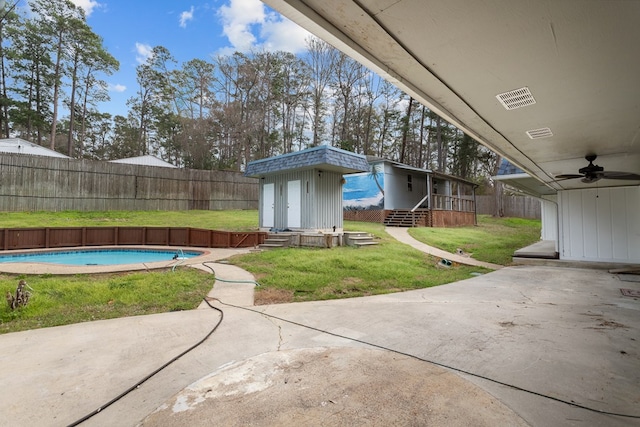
555;174;583;180
581;175;602;184
601;171;640;180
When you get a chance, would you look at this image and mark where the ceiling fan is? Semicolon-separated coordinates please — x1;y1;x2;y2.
555;154;640;184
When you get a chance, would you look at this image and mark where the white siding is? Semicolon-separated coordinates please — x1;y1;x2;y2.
313;170;344;231
259;169;343;231
559;186;640;263
540;195;558;244
382;164;429;209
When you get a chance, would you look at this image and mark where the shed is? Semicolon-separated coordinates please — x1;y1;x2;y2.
245;145;368;233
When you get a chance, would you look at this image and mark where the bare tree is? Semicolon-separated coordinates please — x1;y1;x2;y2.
305;37;336;147
331;52;367;150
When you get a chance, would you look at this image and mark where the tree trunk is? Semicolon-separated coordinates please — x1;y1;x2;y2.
399;96;413;163
49;28;64;150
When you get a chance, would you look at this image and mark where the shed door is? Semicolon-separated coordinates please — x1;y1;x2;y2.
262;183;274;228
287;180;301;228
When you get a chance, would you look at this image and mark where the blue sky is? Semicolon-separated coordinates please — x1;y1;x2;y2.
67;0;313;117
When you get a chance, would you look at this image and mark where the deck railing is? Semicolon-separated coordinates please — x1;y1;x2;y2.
431;194;475;212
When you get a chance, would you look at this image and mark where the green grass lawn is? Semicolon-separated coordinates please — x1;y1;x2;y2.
407;215;541;265
0;210;540;334
0;268;214;334
233;221;487;304
0;210;259;230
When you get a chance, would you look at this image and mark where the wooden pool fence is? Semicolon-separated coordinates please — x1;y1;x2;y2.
0;226;266;251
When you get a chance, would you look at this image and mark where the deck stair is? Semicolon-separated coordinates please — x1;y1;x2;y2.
258;233;292;249
344;231;379;247
384;209;430;227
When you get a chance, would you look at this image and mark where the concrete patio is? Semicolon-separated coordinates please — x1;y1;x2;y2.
1;261;638;426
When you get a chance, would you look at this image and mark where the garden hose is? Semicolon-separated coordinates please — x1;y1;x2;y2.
201;261;260;286
66;298;224;427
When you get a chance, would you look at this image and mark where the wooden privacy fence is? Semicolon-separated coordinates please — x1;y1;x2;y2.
0;227;266;251
0;154;259;211
475;195;541;219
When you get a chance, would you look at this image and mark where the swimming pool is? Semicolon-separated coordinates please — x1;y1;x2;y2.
0;249;203;266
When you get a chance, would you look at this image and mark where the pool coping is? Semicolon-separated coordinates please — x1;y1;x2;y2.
0;246;253;275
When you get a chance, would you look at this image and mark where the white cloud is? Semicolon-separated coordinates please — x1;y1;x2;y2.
218;0;265;52
110;83;126;93
135;42;153;64
217;0;311;54
179;6;194;28
70;0;101;17
260;12;313;53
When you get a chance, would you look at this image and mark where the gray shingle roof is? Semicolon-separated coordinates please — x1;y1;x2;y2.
245;145;369;177
497;158;526;176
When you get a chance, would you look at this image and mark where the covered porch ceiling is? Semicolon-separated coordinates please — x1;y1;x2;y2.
262;0;640;195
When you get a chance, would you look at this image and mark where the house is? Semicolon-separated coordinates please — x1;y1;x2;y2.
258;0;640;266
0;138;71;159
244;145;369;243
343;157;477;227
109;155;178;168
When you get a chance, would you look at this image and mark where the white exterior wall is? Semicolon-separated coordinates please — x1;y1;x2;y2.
540;195;558;244
313;170;345;231
558;186;640;263
258;169;344;232
382;164;428;209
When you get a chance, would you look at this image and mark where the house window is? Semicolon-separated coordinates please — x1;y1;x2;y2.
407;174;413;191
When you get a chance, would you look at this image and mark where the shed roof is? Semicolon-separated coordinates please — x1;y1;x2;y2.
497;159;526;176
493;158;554;197
0;138;71;158
109;155;178;168
245;145;369;177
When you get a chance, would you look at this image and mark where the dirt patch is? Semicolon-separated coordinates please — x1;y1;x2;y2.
597;320;627;329
499;321;516;327
581;312;628;329
254;287;294;305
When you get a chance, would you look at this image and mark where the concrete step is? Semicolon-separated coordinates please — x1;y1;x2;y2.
262;235;291;249
344;232;369;236
354;241;379;247
258;243;287;249
344;232;378;247
263;238;289;244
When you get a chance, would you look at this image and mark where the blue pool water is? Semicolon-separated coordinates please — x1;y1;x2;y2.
0;249;202;266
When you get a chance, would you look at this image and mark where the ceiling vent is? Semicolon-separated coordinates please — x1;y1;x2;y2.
496;87;536;110
526;127;553;139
